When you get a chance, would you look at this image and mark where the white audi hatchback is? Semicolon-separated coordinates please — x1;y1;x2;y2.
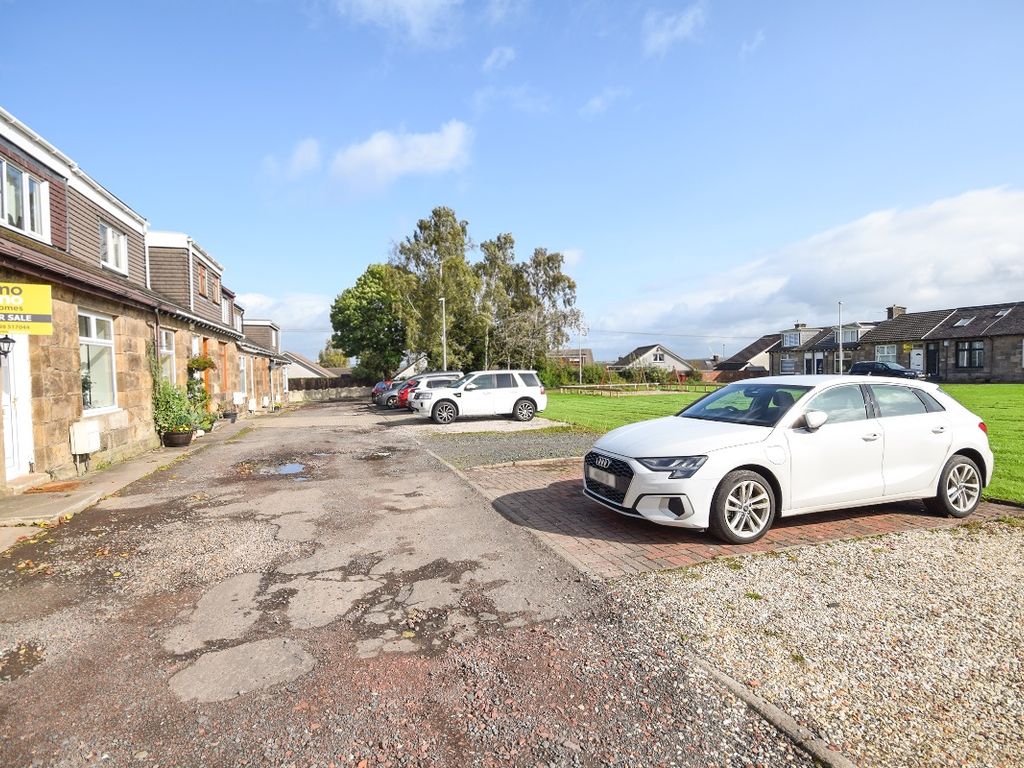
584;375;993;543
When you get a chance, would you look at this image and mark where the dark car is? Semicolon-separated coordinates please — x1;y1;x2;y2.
848;361;925;379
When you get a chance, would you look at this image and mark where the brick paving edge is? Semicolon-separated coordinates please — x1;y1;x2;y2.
420;445;852;767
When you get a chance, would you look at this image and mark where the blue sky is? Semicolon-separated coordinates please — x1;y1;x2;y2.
4;0;1024;361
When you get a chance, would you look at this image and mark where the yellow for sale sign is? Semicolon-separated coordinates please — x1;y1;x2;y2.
0;283;53;335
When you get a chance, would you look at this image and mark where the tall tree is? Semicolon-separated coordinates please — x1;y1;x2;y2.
329;263;410;379
390;207;482;371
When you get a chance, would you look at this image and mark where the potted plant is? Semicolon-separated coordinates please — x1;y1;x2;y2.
186;354;217;376
153;380;198;447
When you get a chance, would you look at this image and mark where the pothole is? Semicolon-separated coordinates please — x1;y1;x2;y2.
0;642;45;682
357;447;402;461
262;463;304;475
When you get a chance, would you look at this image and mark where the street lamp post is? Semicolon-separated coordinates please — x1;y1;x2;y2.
838;300;844;374
440;297;447;371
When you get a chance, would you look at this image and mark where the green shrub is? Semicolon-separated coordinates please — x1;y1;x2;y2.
153;380;198;434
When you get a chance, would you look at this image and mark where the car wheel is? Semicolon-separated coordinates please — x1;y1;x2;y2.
386;395;397;409
709;470;776;544
924;455;982;518
432;401;457;425
512;398;536;422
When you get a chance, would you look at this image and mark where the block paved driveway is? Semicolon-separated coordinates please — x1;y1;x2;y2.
466;458;1022;579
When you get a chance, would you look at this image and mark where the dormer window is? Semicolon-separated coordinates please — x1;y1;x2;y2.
953;316;975;327
783;332;800;347
840;328;859;344
99;221;128;274
197;264;208;297
2;158;49;241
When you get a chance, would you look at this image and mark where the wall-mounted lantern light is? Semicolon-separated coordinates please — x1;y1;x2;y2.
0;335;15;364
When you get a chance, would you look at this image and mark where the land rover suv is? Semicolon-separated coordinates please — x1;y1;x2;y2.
410;370;547;424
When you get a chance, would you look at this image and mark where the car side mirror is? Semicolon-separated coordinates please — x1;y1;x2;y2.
465;383;478;391
804;410;829;431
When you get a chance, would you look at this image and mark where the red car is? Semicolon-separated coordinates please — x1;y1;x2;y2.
395;379;419;409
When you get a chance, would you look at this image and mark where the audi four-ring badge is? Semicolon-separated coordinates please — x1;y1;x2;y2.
583;375;993;544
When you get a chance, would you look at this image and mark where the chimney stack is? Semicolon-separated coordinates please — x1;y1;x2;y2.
887;305;906;320
794;322;806;329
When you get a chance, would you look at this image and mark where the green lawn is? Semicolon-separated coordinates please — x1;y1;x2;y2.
545;385;1024;504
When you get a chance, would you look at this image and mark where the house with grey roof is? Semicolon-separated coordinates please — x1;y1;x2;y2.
854;302;1024;382
609;344;693;374
716;334;779;373
282;350;334;380
770;321;877;375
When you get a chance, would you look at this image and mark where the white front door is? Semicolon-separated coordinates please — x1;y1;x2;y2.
1;335;35;479
910;348;924;372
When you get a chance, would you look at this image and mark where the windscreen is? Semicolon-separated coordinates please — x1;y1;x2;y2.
679;383;811;427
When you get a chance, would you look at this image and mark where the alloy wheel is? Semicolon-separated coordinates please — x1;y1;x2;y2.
724;480;772;537
946;462;981;514
434;403;456;424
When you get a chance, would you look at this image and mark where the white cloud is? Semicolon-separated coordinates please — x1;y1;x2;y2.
642;4;706;57
562;248;584;268
334;0;462;45
740;29;765;60
330;120;473;190
235;292;334;358
286;138;322;179
484;0;526;24
472;84;549;114
482;45;516;72
579;87;629;116
593;188;1024;354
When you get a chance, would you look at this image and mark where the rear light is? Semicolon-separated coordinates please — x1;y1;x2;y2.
979;421;987;434
540;386;546;394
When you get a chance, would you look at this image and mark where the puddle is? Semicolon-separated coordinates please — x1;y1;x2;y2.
0;642;45;682
270;463;305;475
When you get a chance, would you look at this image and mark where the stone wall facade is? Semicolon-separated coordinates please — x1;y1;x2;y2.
852;337;1024;383
29;284;160;479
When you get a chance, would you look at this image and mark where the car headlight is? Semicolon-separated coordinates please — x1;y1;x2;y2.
637;456;707;479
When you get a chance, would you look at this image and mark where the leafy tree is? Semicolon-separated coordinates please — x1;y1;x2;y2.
329;264;410;379
390;207;482;371
318;345;349;368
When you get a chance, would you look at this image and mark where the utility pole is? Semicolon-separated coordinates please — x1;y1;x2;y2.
838;300;844;374
439;257;447;371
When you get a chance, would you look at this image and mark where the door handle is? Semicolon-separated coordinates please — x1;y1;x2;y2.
862;433;880;441
932;426;946;434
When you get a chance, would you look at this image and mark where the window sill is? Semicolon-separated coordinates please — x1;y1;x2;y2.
81;405;122;418
1;220;51;246
99;262;129;277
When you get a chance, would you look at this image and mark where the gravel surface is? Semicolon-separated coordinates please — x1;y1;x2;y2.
614;518;1024;767
423;428;596;469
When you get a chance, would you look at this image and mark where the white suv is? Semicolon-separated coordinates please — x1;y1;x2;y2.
411;370;547;424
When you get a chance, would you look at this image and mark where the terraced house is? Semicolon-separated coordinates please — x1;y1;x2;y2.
0;107;284;492
854;303;1024;382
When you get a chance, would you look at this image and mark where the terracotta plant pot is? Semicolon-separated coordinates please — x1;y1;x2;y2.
162;430;194;448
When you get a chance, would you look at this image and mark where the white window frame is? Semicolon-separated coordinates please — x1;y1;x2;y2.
875;344;898;363
159;328;176;382
1;157;50;242
79;310;118;414
783;332;800;347
221;299;230;325
840;328;859;344
652;351;664;363
98;221;128;274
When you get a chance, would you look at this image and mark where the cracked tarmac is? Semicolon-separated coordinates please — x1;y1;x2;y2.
0;401;813;767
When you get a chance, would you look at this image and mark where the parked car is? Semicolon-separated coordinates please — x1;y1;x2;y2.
411;370;547;424
371;380;393;402
403;372;462;410
375;379;407;408
395;379;420;409
583;375;992;544
849;361;925;379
